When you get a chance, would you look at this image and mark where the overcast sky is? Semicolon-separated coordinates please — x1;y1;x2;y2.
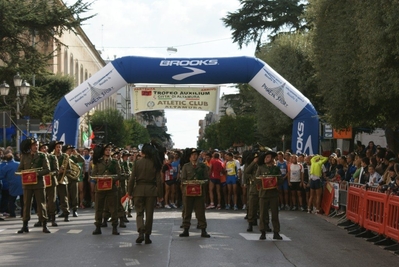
78;0;257;148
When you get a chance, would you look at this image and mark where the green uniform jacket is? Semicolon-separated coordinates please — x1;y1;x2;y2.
181;162;209;197
244;161;259;195
128;157;162;198
92;157;121;192
255;164;283;198
18;151;50;190
47;153;59;187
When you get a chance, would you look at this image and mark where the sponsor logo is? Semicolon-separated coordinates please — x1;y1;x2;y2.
142;91;152;96
172;67;206;80
159;59;218;81
296;122;313;155
147;101;155;108
159;59;218;67
52;119;59;141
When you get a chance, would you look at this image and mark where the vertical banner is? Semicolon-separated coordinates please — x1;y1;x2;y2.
130;86;220;113
292;116;319;156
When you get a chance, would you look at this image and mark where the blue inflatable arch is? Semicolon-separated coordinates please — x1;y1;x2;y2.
52;56;318;155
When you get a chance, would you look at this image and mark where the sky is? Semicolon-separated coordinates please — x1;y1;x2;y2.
78;0;257;148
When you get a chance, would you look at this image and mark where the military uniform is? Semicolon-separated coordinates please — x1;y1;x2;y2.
256;162;283;239
180;160;210;236
244;160;259;231
92;157;121;234
55;152;71;220
17;146;50;233
46;153;59;225
128;157;163;238
69;152;84;216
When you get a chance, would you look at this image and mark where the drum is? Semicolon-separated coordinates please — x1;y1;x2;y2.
257;175;278;190
21;170;38;185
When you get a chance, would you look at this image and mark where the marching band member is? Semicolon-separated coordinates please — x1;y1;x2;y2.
17;138;51;234
53;141;71;222
92;143;121;235
179;148;211;238
128;142;164;244
64;145;84;217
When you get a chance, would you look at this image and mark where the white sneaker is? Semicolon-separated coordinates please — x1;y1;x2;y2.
165;204;171;209
171;203;177;208
242;204;247;210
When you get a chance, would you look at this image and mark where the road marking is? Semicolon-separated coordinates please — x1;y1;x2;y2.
67;230;82;234
200;244;232;250
119;242;132;248
123;258;140;266
239;233;291;241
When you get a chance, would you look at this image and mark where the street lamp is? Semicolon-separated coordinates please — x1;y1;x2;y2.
0;73;31;152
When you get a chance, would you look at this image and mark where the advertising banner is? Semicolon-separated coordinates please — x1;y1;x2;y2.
131;86;220;113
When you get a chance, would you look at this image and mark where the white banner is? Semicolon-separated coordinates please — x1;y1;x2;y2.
131;86;220;113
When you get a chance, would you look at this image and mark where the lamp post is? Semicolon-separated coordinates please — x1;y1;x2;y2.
0;73;31;152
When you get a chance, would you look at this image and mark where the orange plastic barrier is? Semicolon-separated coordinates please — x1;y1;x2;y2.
346;184;365;226
321;182;334;215
362;187;387;234
384;195;399;242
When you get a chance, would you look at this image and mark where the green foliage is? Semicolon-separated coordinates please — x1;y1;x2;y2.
124;118;151;147
90;109;127;147
0;0;95;79
202;115;256;150
26;74;74;122
222;0;307;51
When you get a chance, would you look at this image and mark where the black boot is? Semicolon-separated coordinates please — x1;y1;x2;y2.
92;226;102;235
42;221;51;233
273;232;283;240
101;218;108;227
201;229;210;238
119;217;126;228
51;215;58;227
179;228;189;237
112;226;120;235
123;215;129;223
17;221;29;234
73;210;78;217
136;232;144;243
247;223;253;232
34;221;42;227
145;234;152;244
260;230;266;240
64;214;70;222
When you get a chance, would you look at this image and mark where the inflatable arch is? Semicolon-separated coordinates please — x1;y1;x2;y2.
52;56;319;155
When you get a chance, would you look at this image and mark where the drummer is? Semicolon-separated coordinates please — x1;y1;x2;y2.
91;143;121;235
17;138;51;234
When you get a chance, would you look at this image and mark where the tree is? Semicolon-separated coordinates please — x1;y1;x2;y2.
309;0;399;151
124;118;151;147
25;74;74;122
222;0;307;51
90;109;128;147
0;0;95;80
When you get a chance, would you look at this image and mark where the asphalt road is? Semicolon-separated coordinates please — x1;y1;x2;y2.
0;207;397;267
